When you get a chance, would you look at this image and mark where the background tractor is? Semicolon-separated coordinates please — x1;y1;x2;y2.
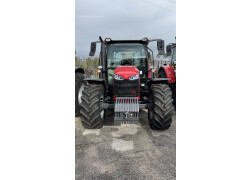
158;42;176;107
79;36;174;130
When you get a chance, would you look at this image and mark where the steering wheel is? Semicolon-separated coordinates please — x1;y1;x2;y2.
121;59;132;66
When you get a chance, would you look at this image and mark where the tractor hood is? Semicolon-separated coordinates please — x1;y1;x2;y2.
114;66;139;79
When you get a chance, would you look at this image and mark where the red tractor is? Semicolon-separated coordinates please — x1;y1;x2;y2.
158;42;176;107
79;36;174;130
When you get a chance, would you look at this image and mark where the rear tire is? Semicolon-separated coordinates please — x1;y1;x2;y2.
75;73;85;117
148;84;174;130
79;83;105;129
158;70;176;108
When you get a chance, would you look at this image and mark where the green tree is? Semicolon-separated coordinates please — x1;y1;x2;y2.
75;56;84;69
75;56;100;78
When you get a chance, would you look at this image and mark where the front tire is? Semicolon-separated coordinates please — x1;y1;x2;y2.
148;84;174;130
79;83;105;129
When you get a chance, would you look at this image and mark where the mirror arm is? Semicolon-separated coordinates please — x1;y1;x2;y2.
99;36;103;43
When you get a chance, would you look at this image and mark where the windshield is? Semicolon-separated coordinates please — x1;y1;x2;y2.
107;43;147;85
107;43;147;68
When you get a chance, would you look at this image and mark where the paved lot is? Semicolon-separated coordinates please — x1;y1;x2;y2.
75;109;176;180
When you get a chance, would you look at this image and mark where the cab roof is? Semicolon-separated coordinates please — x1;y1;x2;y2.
105;40;148;44
104;38;149;44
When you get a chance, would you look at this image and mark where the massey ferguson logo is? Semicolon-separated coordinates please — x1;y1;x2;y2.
123;111;130;119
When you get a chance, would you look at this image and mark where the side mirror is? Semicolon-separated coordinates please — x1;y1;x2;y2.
157;40;165;55
89;42;96;56
166;45;172;56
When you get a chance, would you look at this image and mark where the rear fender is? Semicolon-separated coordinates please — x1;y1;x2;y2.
159;65;176;83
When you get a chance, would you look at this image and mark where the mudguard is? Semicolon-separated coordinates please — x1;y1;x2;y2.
83;78;106;86
159;65;176;83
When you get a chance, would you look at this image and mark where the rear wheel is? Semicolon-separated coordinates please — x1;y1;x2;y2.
79;83;105;129
148;84;174;130
75;73;85;117
158;70;176;108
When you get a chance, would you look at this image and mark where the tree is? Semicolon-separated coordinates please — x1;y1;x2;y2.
75;56;84;69
75;56;99;78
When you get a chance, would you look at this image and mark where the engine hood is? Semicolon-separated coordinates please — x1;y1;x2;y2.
114;66;139;79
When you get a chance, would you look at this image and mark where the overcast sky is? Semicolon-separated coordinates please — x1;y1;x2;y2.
75;0;176;59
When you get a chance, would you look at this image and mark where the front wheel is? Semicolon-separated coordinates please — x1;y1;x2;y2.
148;84;174;130
79;83;105;129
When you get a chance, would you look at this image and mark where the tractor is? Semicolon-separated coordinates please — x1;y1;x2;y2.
158;42;176;107
79;36;174;130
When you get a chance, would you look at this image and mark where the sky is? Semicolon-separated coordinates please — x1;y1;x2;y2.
75;0;176;60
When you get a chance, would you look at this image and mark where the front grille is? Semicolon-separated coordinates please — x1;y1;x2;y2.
114;79;139;97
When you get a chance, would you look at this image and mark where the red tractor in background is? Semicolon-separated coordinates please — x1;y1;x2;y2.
79;36;175;130
158;42;176;107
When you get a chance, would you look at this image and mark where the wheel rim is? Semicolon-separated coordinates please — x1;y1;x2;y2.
100;95;104;119
100;110;104;119
78;83;84;104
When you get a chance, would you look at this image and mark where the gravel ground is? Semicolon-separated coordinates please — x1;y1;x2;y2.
75;109;176;180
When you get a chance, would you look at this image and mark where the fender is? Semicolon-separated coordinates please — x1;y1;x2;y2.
159;65;176;83
83;78;106;86
75;67;85;74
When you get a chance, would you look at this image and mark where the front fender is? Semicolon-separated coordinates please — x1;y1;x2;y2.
147;78;171;87
83;78;106;86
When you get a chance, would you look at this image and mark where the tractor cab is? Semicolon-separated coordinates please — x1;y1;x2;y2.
105;41;149;102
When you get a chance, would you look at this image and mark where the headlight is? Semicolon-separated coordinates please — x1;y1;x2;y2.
129;74;139;80
114;74;124;80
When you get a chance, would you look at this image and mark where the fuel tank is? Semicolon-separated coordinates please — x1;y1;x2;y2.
113;66;140;99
